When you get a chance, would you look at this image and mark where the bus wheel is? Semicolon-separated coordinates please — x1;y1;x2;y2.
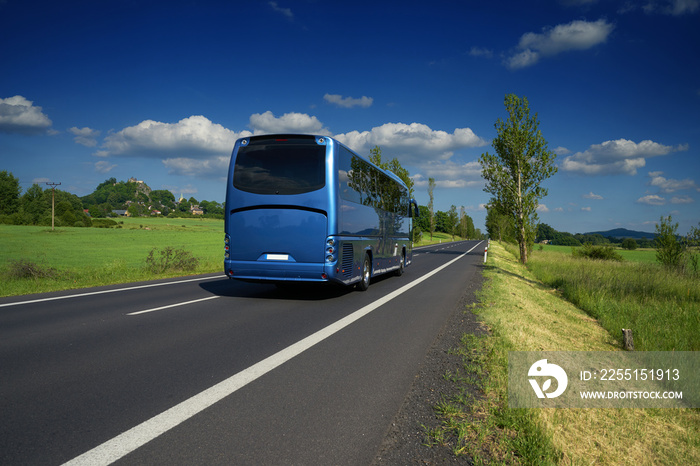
395;252;405;276
357;254;371;291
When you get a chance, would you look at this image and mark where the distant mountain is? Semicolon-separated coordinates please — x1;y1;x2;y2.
584;228;657;240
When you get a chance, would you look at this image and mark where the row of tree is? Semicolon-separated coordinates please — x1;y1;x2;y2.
0;171;224;227
0;172;91;227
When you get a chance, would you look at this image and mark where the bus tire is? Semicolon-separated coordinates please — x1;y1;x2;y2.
395;252;405;276
357;254;371;291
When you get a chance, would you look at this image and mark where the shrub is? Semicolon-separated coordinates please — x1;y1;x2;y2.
7;259;58;279
655;215;684;269
572;243;623;262
92;218;119;228
145;247;199;274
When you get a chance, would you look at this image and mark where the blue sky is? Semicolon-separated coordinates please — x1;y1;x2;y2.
1;0;699;235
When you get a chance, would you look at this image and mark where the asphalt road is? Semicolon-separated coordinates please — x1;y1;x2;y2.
0;240;484;465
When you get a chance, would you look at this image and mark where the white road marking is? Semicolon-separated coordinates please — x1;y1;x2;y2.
0;275;225;308
126;296;220;315
63;241;482;466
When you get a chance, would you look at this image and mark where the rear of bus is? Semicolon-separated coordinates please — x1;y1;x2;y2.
224;135;337;284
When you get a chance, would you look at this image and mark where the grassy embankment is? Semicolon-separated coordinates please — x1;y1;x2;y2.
0;217;223;297
428;241;699;464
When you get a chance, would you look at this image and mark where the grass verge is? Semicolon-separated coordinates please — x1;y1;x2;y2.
427;241;699;464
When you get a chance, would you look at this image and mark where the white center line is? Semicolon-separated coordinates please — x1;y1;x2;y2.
126;296;221;315
62;241;482;466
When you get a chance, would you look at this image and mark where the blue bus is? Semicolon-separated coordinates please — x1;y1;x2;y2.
224;134;419;290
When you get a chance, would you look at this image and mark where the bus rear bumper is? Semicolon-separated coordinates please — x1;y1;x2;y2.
224;260;335;283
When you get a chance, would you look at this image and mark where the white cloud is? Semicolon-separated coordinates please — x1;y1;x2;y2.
100;115;248;158
561;138;685;175
0;95;52;134
648;171;699;192
95;160;116;173
537;204;550;213
268;1;293;19
636;194;666;205
469;46;494;58
249;111;330;135
583;191;604;199
671;195;695;204
506;19;614;69
634;0;700;15
162;155;230;178
581;206;592;211
324;94;373;108
334;122;487;165
553;146;571;155
412;160;483;188
70;126;101;147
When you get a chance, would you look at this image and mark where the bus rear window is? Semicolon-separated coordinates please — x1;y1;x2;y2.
233;138;326;195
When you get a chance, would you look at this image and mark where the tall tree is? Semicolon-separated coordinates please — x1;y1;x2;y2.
479;94;557;264
0;170;21;215
447;205;458;240
428;177;436;240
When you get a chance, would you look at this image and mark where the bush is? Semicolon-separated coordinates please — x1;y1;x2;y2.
572;243;623;262
92;218;119;228
655;215;683;269
145;247;199;274
7;259;58;279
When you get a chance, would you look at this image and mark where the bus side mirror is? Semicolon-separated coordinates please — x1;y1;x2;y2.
409;199;420;218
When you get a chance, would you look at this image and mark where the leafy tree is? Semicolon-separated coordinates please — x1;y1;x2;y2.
200;199;224;216
485;205;515;242
21;184;49;224
655;215;683;269
479;94;557;264
621;238;638;250
447;205;459;240
459;206;475;239
434;210;449;234
684;223;700;274
0;170;21;215
536;223;557;243
415;204;431;233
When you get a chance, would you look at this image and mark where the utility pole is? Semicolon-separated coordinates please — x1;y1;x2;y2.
45;182;61;230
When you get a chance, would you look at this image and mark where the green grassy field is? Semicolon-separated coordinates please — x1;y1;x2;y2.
539;243;658;263
0;217;223;296
527;245;699;351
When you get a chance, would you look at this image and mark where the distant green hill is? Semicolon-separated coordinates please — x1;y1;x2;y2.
584;228;657;240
